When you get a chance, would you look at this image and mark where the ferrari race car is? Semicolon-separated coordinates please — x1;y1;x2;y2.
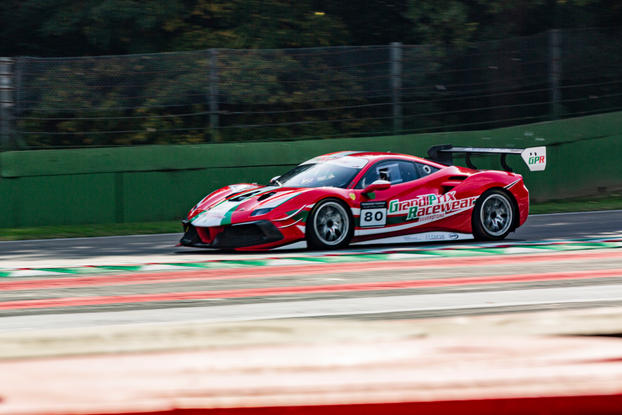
180;145;546;251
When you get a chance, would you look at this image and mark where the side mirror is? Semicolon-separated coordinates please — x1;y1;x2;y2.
269;176;282;186
362;180;391;196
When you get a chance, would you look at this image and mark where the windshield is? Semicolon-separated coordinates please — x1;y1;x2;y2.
275;162;361;188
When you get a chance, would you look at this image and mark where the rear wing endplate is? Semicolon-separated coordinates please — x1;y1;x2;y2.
427;145;546;172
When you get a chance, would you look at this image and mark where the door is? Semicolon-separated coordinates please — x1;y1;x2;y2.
353;159;445;233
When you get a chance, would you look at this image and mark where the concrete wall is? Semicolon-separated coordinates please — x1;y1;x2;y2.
1;111;621;228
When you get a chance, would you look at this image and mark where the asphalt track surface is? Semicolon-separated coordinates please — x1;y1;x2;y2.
2;209;622;263
2;210;622;331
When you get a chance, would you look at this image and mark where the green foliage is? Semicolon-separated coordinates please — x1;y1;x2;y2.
2;0;620;57
16;46;379;146
406;0;477;47
3;0;622;148
0;0;349;56
170;0;349;49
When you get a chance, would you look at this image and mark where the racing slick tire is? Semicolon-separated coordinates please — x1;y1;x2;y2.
472;188;515;240
307;198;353;249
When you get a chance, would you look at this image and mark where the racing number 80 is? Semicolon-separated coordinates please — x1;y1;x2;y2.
365;211;384;222
360;208;387;227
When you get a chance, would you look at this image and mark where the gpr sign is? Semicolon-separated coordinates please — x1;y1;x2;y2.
521;146;547;171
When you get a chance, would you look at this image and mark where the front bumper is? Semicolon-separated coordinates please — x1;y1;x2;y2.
180;220;284;249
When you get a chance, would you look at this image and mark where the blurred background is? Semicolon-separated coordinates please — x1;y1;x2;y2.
1;0;622;231
2;5;622;415
1;0;622;149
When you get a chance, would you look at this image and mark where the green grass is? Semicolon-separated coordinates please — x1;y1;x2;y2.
0;221;181;241
529;194;622;214
1;194;622;241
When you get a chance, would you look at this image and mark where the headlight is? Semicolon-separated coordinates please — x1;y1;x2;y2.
251;208;273;217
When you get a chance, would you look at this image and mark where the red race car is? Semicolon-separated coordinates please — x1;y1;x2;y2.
180;145;546;251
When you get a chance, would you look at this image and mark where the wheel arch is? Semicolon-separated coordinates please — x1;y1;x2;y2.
488;186;520;232
305;192;356;222
305;196;355;249
472;186;519;240
307;195;356;227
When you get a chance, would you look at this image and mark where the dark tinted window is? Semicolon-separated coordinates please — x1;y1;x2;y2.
416;162;439;177
356;160;421;189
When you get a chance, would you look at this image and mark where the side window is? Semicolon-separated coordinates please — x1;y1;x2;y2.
416;162;439;177
399;161;419;183
356;160;422;189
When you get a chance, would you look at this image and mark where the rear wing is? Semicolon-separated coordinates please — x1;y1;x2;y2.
427;145;546;172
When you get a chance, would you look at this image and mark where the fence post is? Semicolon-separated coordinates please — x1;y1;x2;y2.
0;57;14;151
390;42;403;134
208;49;219;140
548;29;562;120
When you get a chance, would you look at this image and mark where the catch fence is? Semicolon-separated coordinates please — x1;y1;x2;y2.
1;28;621;150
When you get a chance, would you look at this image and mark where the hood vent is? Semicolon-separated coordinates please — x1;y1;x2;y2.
229;190;261;202
257;192;276;202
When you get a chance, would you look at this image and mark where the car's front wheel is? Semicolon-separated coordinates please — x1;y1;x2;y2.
307;199;353;249
472;189;515;240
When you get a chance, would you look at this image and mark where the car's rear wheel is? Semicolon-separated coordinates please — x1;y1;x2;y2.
307;199;353;249
472;189;515;240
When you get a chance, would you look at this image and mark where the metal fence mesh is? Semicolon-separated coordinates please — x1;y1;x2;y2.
2;28;621;150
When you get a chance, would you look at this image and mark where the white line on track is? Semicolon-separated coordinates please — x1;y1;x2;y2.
530;209;622;217
3;284;622;332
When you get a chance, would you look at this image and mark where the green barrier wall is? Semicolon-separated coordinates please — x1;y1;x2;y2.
1;112;621;228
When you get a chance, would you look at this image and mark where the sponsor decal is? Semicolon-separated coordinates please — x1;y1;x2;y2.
360;201;387;227
352;231;473;244
349;193;356;200
388;191;478;222
520;146;547;172
404;232;460;241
